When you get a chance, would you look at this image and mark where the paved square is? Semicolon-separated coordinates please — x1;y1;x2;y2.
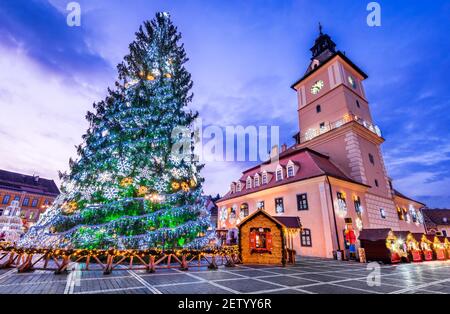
0;256;448;294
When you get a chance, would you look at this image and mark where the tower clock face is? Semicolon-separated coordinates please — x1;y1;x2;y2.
310;80;324;95
348;76;357;89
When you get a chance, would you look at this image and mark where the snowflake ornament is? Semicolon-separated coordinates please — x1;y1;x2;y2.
98;172;112;183
104;187;119;199
117;159;131;175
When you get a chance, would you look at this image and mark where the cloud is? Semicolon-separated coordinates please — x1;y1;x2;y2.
0;0;113;83
0;45;102;181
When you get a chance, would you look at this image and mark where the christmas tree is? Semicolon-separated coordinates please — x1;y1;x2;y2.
20;12;212;250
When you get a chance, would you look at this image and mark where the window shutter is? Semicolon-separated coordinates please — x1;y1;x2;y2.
266;232;273;251
249;231;256;249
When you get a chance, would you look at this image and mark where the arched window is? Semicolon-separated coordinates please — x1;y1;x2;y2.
240;203;249;217
301;229;312;247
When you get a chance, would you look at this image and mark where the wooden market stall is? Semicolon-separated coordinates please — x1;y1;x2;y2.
412;233;434;261
445;238;450;259
395;231;422;262
237;209;301;266
358;229;406;264
432;236;447;260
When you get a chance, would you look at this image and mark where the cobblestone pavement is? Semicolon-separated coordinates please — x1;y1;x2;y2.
0;257;449;294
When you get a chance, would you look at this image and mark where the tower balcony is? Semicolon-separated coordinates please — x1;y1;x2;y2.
298;113;382;144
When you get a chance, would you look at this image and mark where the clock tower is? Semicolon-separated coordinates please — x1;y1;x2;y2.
292;26;399;229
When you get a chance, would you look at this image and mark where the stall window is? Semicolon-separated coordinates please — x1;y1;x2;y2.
301;229;312;247
2;195;10;205
275;198;284;213
249;228;272;252
297;193;308;211
240;203;249;217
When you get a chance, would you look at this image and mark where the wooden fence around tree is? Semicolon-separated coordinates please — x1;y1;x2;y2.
0;243;240;275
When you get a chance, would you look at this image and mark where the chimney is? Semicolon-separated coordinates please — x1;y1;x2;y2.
281;143;287;152
270;145;279;159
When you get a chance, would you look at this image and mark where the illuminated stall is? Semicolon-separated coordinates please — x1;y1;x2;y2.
237;209;301;265
359;229;406;264
396;231;422;262
445;238;450;259
432;236;447;260
413;233;434;261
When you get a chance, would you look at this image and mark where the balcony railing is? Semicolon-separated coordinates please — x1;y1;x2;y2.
300;113;382;143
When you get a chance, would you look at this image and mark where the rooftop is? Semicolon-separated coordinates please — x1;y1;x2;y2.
0;169;60;197
219;147;368;202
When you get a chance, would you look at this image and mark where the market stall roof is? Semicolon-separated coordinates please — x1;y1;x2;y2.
273;216;302;229
237;209;302;230
358;228;392;241
394;231;411;239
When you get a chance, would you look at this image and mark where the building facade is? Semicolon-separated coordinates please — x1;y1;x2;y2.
0;169;60;228
216;28;426;258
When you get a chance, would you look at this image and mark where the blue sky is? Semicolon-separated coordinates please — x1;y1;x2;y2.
0;0;449;207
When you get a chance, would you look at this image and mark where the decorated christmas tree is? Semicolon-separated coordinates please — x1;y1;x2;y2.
20;12;212;250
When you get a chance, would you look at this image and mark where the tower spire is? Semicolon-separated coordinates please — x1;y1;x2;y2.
310;24;336;60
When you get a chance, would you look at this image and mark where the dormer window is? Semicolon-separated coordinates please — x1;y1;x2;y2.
246;177;252;189
254;174;260;187
236;182;242;192
230;183;236;194
276;166;283;181
262;172;268;185
287;165;294;178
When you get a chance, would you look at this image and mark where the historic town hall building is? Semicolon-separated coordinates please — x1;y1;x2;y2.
216;28;426;258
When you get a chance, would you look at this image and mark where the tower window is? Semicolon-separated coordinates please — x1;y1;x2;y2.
356;100;360;108
316;105;321;113
319;122;325;130
380;208;386;219
374;179;379;187
369;153;375;165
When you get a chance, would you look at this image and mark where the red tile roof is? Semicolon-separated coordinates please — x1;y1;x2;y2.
422;209;450;226
219;147;367;202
